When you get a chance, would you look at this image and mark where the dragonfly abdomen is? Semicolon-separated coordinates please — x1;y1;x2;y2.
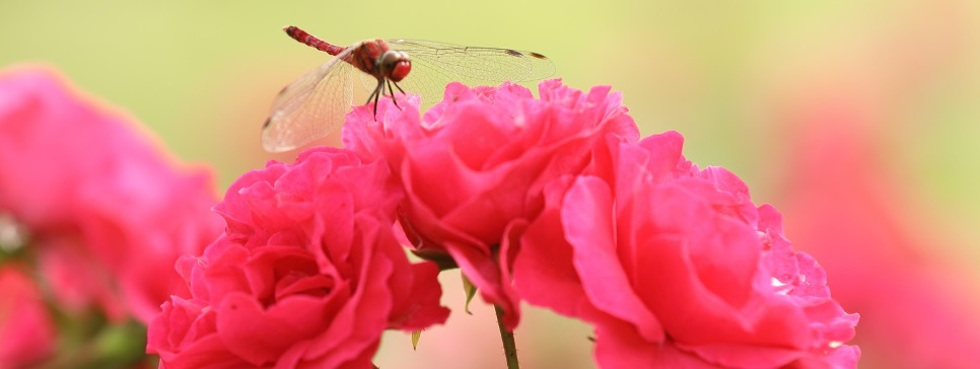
283;26;345;56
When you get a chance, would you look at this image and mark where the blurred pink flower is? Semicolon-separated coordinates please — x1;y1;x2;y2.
147;148;450;368
0;65;222;323
343;80;638;328
776;99;980;368
0;264;56;368
514;132;859;368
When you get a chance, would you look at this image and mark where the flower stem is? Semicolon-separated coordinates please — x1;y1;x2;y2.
494;305;520;369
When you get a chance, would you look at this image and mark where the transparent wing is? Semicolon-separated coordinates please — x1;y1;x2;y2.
366;39;556;108
390;39;555;81
262;47;358;152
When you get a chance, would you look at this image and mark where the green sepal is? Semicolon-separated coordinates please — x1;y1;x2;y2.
411;330;422;350
462;273;477;315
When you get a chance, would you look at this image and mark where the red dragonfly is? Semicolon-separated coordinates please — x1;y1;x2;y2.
262;26;555;152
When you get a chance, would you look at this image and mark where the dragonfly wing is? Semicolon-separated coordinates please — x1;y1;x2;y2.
262;47;357;152
389;39;555;82
387;39;555;107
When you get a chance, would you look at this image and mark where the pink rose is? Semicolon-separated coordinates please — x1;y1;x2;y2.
0;65;222;323
343;80;639;327
515;132;860;368
147;147;450;368
0;264;56;368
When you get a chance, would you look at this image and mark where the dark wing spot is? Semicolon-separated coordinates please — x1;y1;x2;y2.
529;52;548;59
505;49;523;57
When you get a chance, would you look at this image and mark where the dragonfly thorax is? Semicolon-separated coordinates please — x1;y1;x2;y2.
379;50;411;82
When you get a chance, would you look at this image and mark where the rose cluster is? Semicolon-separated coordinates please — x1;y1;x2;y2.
0;66;222;368
143;79;860;368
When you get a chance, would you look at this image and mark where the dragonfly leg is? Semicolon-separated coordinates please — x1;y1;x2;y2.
386;79;402;110
392;80;407;95
367;77;385;118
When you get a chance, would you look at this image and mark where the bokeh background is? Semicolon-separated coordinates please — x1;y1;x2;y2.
3;1;980;367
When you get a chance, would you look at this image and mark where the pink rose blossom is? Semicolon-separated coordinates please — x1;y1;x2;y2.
0;65;222;323
0;264;57;368
343;80;639;327
515;131;860;368
147;147;450;368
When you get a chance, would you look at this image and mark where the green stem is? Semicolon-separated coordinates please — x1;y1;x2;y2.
495;305;520;369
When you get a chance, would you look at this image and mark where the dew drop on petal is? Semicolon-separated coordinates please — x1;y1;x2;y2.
771;277;787;288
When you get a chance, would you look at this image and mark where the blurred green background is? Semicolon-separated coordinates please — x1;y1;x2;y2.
3;0;980;367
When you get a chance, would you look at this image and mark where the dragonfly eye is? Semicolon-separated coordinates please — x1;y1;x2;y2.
380;51;411;82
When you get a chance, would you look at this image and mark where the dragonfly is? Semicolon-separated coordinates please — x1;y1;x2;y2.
261;25;555;152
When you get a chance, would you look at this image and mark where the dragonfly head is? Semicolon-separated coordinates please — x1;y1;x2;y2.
380;50;411;82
